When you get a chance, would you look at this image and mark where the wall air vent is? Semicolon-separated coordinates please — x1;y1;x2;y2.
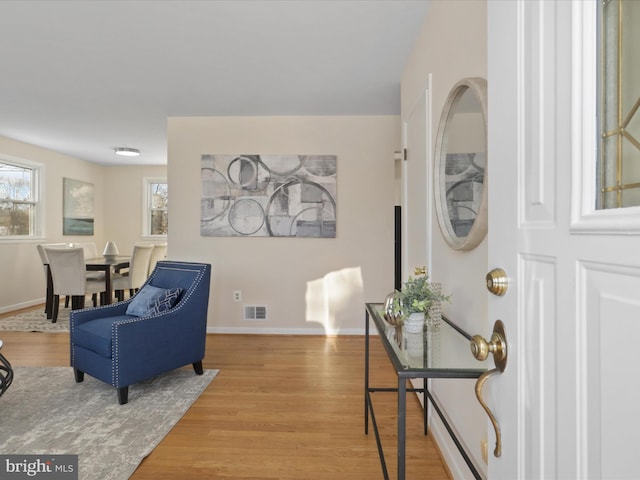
244;305;267;321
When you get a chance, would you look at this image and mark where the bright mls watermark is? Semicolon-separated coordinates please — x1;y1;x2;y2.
0;455;77;479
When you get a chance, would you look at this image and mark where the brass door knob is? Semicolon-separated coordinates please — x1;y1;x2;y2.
470;320;507;371
486;268;508;296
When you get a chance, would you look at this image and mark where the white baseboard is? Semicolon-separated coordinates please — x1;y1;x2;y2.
429;402;486;480
0;303;375;337
408;380;485;480
0;298;45;315
206;326;372;335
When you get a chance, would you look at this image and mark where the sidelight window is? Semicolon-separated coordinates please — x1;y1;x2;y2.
598;0;640;209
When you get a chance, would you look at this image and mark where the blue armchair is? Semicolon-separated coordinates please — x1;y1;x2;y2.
70;260;211;404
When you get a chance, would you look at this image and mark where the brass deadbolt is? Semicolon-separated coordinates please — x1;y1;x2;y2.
486;268;508;296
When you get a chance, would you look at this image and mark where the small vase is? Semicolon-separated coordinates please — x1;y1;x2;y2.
404;312;424;333
102;241;120;259
426;283;442;327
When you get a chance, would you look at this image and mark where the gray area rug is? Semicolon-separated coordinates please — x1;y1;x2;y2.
0;366;218;479
0;308;70;332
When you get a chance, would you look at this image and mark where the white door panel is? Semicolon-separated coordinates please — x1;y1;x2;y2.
520;254;557;479
582;262;640;479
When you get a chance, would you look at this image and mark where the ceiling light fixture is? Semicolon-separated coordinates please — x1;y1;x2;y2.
114;147;140;157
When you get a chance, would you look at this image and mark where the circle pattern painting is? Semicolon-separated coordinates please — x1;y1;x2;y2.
200;154;337;237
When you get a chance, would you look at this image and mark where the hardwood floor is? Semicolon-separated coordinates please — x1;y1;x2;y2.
0;315;451;479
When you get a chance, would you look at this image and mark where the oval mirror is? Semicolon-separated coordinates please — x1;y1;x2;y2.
434;77;487;251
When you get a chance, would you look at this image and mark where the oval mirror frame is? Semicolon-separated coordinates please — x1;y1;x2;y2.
433;77;488;251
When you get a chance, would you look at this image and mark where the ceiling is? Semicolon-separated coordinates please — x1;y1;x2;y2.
0;1;429;166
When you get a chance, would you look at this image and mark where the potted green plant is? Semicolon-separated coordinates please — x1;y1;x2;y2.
399;273;450;332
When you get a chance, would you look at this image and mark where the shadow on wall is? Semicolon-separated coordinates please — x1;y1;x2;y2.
305;267;364;335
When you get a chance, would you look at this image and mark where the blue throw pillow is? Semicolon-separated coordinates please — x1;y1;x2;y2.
126;285;182;317
148;288;183;315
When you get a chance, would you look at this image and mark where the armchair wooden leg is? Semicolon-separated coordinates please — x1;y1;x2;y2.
117;386;129;405
74;369;84;383
193;361;204;375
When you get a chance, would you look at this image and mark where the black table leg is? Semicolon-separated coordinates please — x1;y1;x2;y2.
398;376;406;480
364;310;370;434
424;378;428;435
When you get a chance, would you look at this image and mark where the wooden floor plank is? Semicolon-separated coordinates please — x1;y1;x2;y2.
0;311;451;479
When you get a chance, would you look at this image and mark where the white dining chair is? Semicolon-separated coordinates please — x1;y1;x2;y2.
74;241;105;280
74;242;99;260
147;243;168;276
45;247;106;323
112;244;154;301
68;241;106;309
37;243;69;318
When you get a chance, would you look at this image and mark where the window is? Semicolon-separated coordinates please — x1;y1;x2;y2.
0;158;41;237
598;0;640;209
144;178;167;236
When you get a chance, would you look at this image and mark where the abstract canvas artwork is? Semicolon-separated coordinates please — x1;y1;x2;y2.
63;177;94;235
200;154;337;237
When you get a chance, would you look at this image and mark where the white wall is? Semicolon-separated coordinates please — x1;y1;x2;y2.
401;1;489;478
102;165;168;249
0;134;166;312
1;113;395;326
167;115;399;334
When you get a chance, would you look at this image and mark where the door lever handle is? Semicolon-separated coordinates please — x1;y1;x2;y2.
470;320;507;457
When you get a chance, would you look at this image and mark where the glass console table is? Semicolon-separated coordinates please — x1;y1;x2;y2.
364;303;488;480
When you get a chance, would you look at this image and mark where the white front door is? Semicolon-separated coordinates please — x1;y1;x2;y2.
488;1;640;478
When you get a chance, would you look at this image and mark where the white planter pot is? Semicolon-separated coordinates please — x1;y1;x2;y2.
404;312;424;333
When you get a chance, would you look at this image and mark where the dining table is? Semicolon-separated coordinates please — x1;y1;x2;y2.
45;255;130;319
